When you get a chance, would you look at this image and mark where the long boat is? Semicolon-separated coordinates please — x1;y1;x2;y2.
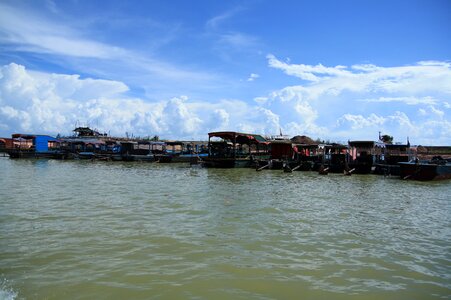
399;157;451;180
163;141;208;163
6;134;67;159
202;131;270;168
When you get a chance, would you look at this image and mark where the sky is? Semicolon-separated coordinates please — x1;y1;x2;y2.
0;0;450;145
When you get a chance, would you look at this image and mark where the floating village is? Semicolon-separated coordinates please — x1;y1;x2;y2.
1;127;450;181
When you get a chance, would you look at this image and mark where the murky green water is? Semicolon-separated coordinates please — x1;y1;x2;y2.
0;158;450;299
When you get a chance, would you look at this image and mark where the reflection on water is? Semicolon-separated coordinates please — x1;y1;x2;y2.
0;158;450;299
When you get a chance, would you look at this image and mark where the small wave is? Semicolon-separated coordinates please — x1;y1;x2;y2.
0;279;18;300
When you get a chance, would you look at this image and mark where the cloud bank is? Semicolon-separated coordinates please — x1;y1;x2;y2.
1;58;450;145
264;55;451;145
0;63;280;140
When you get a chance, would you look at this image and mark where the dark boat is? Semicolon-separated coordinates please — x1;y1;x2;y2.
288;144;319;171
314;143;348;174
162;141;208;163
120;141;164;162
347;141;384;174
60;127;120;160
374;143;412;176
256;139;294;171
6;134;66;159
321;143;348;173
202;131;270;168
399;157;451;181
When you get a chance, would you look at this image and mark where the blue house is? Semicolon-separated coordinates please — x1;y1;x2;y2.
12;134;60;152
8;134;62;158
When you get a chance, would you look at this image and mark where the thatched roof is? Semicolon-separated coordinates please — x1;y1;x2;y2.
291;135;316;145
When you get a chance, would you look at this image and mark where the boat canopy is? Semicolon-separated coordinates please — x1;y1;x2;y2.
63;138;106;145
385;144;410;150
12;134;60;142
348;141;375;147
208;131;268;144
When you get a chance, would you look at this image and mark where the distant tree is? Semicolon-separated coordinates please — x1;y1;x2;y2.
380;134;393;144
151;135;159;141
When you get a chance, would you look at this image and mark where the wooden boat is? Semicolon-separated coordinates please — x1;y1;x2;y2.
347;141;384;174
318;164;329;175
119;141;166;162
163;141;208;163
256;139;294;171
202;131;270;168
374;143;412;176
399;157;451;180
316;143;348;173
6;134;67;159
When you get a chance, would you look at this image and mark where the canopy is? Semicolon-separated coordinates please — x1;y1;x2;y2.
208;131;267;144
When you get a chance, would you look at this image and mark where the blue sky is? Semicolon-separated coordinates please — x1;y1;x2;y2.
0;0;450;144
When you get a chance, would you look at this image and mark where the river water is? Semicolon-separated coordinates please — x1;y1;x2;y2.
0;158;450;299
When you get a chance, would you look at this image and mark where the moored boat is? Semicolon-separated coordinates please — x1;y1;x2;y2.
347;141;384;174
374;143;412;176
203;131;270;168
6;134;66;159
399;157;451;180
256;139;293;171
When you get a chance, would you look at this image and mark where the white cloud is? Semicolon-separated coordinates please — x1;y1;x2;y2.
253;96;268;105
1;53;450;145
416;105;445;119
267;54;451;99
211;109;230;131
0;3;125;59
429;106;445;118
206;6;260;57
0;1;219;91
337;113;386;129
159;96;203;136
267;54;351;82
205;6;244;30
247;73;259;81
0;63;283;139
218;32;259;50
360;96;438;106
263;55;451;145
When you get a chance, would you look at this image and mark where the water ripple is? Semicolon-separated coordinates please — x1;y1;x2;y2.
0;159;450;299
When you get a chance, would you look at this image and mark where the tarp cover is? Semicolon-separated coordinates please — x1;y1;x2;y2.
208;131;267;144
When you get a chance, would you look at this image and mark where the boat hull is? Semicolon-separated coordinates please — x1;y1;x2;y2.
373;164;401;176
202;157;253;168
6;149;67;159
399;162;451;181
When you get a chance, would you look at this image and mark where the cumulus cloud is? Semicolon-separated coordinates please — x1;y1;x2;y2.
0;63;283;139
337;113;387;130
0;63;177;137
334;112;418;142
267;54;451;99
263;55;451;145
1;56;450;145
